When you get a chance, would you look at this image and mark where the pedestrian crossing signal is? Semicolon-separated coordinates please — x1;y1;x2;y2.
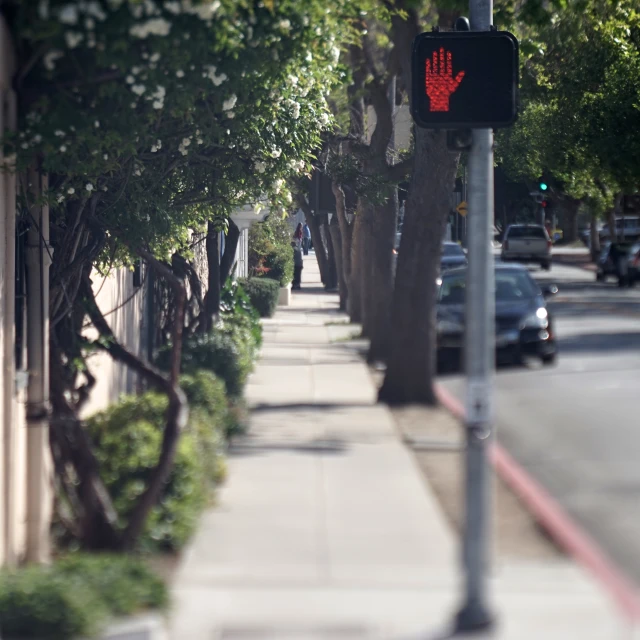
411;31;519;129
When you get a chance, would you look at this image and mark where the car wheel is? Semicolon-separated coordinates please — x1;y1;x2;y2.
541;352;557;365
542;261;551;271
618;276;627;288
596;272;604;282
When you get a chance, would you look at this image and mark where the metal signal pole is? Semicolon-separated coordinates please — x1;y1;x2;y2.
455;0;496;631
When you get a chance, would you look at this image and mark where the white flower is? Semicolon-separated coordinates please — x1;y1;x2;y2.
176;69;185;78
85;183;94;192
247;26;253;40
85;17;95;30
227;111;235;119
59;4;79;24
291;102;301;119
38;0;49;20
130;17;172;38
164;1;181;14
273;178;284;193
278;18;291;30
103;154;109;160
222;94;237;111
331;45;341;62
151;144;158;152
33;134;42;144
54;130;65;137
270;147;282;158
134;166;142;176
151;85;166;99
196;138;203;145
21;143;29;149
67;187;75;195
132;66;141;75
302;15;309;26
65;31;84;49
152;100;163;109
102;185;108;191
288;74;298;85
183;0;220;20
126;75;135;84
43;50;64;71
57;194;65;203
204;65;227;86
305;51;313;62
150;52;161;62
319;112;330;126
131;102;137;108
94;120;100;128
254;161;266;174
131;84;146;96
85;1;107;20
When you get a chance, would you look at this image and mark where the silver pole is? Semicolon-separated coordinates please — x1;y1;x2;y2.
455;0;496;631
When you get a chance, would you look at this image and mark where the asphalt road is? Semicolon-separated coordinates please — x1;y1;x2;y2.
439;259;640;584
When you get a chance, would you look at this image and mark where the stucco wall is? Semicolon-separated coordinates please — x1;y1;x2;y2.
81;268;146;419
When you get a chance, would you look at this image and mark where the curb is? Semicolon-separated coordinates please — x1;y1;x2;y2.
435;382;640;624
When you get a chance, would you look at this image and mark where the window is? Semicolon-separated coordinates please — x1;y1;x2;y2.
506;226;547;239
439;269;538;303
442;243;465;256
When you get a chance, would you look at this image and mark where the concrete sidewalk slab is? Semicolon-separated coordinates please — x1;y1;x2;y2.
169;254;630;639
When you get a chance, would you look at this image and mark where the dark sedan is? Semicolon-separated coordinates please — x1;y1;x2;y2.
436;264;558;369
440;241;467;272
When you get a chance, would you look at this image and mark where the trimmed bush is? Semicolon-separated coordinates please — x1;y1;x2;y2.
86;393;207;552
180;370;228;480
0;554;166;640
239;277;280;318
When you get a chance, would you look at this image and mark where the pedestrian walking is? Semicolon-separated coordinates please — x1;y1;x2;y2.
292;239;303;289
302;223;311;255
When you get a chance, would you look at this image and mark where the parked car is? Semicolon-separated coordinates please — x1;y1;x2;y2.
596;242;634;286
501;224;552;271
440;241;467;272
600;217;640;242
436;263;558;369
627;243;640;285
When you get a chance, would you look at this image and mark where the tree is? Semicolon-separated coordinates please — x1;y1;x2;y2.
3;0;354;548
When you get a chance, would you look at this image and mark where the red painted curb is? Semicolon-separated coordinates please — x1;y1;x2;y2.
435;382;640;623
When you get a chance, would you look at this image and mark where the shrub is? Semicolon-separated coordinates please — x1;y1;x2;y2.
180;370;228;480
239;277;280;318
0;566;107;640
0;554;167;640
248;213;294;286
86;393;207;552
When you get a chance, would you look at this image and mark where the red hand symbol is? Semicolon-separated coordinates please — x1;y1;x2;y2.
425;47;465;112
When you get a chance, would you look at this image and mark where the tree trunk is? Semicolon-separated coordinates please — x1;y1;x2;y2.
360;200;375;338
590;214;601;260
367;189;398;364
607;207;618;243
379;128;459;405
297;194;330;286
563;199;580;243
328;215;346;307
220;219;240;285
324;221;339;290
348;199;365;323
200;220;220;333
332;182;352;311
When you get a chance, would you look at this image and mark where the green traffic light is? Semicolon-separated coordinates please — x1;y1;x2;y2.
539;182;548;191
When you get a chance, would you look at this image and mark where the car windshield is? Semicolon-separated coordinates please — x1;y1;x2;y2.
507;226;547;239
442;243;465;257
438;270;539;304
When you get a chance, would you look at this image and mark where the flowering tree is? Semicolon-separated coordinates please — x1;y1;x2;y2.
3;0;355;548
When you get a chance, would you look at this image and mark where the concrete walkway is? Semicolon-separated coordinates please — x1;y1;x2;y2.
169;255;629;639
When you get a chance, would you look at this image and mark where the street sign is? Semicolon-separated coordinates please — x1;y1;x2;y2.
411;31;519;129
457;200;468;216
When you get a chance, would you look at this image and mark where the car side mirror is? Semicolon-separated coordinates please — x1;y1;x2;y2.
542;284;558;298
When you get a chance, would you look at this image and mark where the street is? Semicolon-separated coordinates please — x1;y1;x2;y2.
440;259;640;585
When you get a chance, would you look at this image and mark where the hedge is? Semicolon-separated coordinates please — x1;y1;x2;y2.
238;277;280;318
0;554;166;640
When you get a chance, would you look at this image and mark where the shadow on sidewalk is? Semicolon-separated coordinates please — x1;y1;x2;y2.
228;437;349;457
250;401;374;414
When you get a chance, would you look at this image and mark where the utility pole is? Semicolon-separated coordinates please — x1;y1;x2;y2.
455;0;496;631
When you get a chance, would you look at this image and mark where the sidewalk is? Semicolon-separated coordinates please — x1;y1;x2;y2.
169;255;629;639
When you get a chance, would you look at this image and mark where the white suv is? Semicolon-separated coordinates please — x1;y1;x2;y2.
501;224;552;271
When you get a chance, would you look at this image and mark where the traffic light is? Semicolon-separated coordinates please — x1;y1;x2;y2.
539;181;548;192
411;31;519;129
